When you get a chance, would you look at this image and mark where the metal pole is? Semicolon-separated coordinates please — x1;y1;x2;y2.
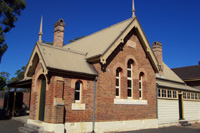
92;76;97;133
6;87;10;115
12;88;17;117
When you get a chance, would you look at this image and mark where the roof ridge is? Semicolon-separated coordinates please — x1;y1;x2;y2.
64;17;134;48
172;65;200;70
38;43;86;56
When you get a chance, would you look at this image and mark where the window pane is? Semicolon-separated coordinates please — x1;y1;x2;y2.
116;88;119;96
128;89;132;97
75;92;80;100
187;93;190;99
75;82;80;90
116;70;119;76
139;82;141;89
116;79;119;86
128;61;131;69
127;70;131;77
158;89;160;97
127;80;132;88
168;90;171;98
139;90;141;98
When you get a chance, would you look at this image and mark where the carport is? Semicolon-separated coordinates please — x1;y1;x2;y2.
7;78;32;117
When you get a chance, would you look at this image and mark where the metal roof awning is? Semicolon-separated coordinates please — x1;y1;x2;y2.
7;78;32;88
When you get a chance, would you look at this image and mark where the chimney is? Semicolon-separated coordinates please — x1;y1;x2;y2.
53;19;65;47
199;61;200;65
152;41;163;75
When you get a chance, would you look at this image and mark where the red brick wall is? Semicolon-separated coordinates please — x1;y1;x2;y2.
23;92;30;107
93;30;157;121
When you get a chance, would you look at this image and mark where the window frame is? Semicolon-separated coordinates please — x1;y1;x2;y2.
75;81;82;103
116;68;121;98
127;60;133;98
139;73;143;99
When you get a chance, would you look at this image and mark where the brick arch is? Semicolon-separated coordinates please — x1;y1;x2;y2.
112;62;126;77
138;68;148;81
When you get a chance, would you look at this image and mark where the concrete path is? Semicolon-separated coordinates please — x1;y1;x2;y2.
120;124;200;133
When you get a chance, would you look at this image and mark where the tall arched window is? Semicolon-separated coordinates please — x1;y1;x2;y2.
127;60;133;98
116;68;122;98
75;81;82;102
139;73;144;99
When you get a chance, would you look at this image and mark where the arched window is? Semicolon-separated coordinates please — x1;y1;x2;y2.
116;68;122;98
127;60;133;98
139;73;144;99
75;81;82;102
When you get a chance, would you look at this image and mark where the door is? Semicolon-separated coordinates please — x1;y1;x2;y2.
178;94;184;120
39;78;46;121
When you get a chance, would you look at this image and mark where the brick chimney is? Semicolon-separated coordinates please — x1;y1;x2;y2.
152;41;163;75
53;19;65;47
199;61;200;65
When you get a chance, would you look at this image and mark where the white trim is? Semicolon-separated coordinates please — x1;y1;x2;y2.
65;119;158;133
114;98;147;105
71;103;85;110
27;119;64;133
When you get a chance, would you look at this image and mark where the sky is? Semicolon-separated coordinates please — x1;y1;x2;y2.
0;0;200;79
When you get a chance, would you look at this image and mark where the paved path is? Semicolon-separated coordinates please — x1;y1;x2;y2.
120;124;200;133
0;119;24;133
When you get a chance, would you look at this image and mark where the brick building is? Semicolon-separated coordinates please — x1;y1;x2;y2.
22;2;162;132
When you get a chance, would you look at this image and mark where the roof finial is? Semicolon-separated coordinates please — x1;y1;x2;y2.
38;16;43;43
132;0;135;17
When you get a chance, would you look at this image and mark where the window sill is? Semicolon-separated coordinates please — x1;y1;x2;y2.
71;103;85;110
114;98;147;105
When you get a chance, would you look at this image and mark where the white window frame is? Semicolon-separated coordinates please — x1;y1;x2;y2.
127;61;133;98
139;73;143;99
116;69;121;98
183;92;187;99
75;81;82;103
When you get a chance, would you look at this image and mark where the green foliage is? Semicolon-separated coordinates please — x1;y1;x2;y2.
0;71;10;90
0;0;26;63
69;36;85;43
9;66;26;83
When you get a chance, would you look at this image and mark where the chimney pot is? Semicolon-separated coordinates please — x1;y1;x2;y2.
53;19;65;47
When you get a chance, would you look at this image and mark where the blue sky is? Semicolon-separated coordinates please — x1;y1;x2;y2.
1;0;200;79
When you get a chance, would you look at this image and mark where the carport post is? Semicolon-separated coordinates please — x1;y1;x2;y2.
6;87;10;113
12;87;17;117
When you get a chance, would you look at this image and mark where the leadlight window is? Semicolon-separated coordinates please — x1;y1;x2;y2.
162;89;166;97
158;89;161;97
116;68;121;98
195;93;198;99
191;93;195;99
75;81;82;102
183;92;186;99
127;60;133;98
187;92;191;99
173;90;177;98
139;73;144;99
167;90;172;98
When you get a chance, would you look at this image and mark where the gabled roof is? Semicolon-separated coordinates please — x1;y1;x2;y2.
172;65;200;81
65;17;160;72
64;18;134;59
24;43;97;79
156;62;200;92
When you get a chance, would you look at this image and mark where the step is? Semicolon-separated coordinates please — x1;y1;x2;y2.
179;121;192;127
24;123;44;131
18;126;37;133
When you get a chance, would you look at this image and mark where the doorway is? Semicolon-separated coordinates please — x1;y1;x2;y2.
178;94;184;120
38;78;46;121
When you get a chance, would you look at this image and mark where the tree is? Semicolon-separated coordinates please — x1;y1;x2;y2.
0;0;26;63
9;66;26;83
0;71;10;90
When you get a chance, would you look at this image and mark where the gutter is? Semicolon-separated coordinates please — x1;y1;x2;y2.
92;76;98;133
